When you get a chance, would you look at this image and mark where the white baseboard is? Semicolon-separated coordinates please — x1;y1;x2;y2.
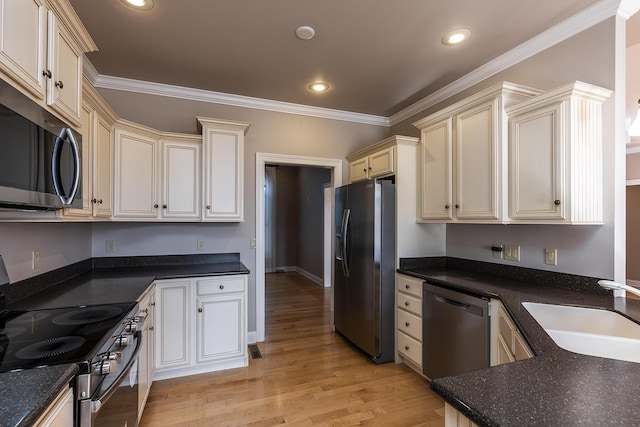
295;267;324;286
248;331;258;344
274;266;296;272
627;279;640;288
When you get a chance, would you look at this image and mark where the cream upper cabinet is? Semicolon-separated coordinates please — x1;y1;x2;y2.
347;146;394;183
198;117;249;222
0;0;96;126
414;82;541;223
506;81;612;224
63;80;117;220
114;120;201;220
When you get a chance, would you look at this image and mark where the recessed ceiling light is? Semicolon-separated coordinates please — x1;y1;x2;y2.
295;26;316;40
121;0;154;10
442;29;471;46
308;82;330;93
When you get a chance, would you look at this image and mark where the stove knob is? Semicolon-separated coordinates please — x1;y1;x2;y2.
93;360;111;375
114;334;130;347
101;351;122;364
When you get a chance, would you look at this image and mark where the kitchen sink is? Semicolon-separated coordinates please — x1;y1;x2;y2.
522;302;640;363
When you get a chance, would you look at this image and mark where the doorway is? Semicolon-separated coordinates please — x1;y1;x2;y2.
255;153;343;342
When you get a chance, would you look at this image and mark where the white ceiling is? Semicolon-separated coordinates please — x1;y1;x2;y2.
70;0;611;117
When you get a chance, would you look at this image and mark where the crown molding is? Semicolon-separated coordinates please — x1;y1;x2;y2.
92;75;390;127
390;0;626;126
83;58;99;86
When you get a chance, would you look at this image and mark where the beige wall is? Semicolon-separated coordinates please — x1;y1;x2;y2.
628;152;640;181
627;186;640;280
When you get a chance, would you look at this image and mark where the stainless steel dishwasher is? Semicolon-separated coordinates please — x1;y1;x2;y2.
422;282;490;379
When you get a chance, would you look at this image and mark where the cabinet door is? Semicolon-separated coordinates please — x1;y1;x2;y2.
137;293;150;418
196;293;246;363
34;386;74;427
46;10;82;125
509;103;564;220
63;102;93;218
155;280;191;370
114;127;158;218
93;114;113;217
455;100;499;221
0;0;47;99
496;333;516;365
349;157;369;182
419;118;452;220
202;127;244;221
368;147;394;178
161;140;201;219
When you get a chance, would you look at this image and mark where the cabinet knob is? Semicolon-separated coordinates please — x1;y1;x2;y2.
554;199;561;206
404;345;410;351
42;69;52;78
405;284;410;289
445;204;449;209
363;168;367;173
98;199;103;204
404;301;409;307
198;308;203;313
154;204;159;209
219;285;225;290
206;205;211;210
91;198;97;204
405;322;410;327
455;204;460;209
149;326;154;331
162;204;167;209
55;80;64;89
368;167;372;171
151;302;156;307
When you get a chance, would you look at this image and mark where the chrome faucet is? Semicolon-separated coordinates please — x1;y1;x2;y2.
598;280;640;298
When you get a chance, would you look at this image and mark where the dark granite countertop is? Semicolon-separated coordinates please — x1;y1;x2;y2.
0;364;78;427
397;258;640;426
0;253;249;426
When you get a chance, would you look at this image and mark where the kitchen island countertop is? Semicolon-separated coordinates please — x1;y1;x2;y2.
398;261;640;427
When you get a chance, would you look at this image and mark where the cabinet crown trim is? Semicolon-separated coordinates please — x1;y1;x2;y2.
412;81;542;129
83;78;118;124
346;135;418;162
196;117;251;135
115;118;202;142
47;0;98;53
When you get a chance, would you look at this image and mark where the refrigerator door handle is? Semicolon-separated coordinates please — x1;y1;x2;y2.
336;210;346;263
342;208;351;277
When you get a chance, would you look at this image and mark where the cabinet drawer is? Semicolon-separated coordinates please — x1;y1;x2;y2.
397;309;422;341
397;293;421;316
197;277;246;296
398;331;422;367
396;275;423;298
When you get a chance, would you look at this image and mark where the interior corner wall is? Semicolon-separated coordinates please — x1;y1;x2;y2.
390;18;617;279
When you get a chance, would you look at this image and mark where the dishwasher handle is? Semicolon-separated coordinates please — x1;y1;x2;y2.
430;293;485;317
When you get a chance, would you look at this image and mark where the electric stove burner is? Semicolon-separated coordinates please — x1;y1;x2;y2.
52;306;124;326
15;336;86;359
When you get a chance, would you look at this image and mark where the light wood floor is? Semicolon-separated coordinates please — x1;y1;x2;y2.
140;272;445;426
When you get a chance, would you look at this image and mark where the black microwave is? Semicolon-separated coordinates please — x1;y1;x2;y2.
0;78;82;211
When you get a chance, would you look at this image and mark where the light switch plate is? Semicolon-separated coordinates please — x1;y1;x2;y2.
504;245;520;261
106;240;116;253
197;240;205;250
32;251;40;269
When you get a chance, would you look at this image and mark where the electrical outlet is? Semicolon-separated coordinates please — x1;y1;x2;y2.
545;248;558;265
491;244;503;259
504;245;520;261
250;237;256;249
197;240;205;250
32;250;40;269
106;240;116;253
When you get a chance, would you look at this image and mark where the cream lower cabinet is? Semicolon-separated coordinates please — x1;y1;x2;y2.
506;81;612;224
444;403;479;427
34;385;74;427
396;274;423;372
413;82;541;223
154;275;248;380
490;299;533;366
138;285;155;422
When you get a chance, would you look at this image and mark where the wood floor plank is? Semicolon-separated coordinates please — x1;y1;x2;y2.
140;272;444;426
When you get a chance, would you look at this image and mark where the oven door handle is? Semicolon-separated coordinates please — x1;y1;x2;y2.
90;331;142;414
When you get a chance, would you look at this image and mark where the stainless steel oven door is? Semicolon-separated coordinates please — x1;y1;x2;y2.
80;331;142;427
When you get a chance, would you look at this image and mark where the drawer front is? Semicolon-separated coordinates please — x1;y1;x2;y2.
397;275;423;299
397;293;422;316
197;276;246;296
397;309;422;341
398;331;422;367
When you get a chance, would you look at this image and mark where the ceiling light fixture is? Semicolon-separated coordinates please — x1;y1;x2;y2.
295;26;316;40
629;99;640;137
308;82;330;93
442;29;471;46
121;0;154;10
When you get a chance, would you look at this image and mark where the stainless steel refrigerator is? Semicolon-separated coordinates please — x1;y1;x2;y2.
334;179;395;364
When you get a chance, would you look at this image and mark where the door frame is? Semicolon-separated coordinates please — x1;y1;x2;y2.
255;153;343;342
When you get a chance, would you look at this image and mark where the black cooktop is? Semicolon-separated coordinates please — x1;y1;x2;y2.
0;302;136;373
